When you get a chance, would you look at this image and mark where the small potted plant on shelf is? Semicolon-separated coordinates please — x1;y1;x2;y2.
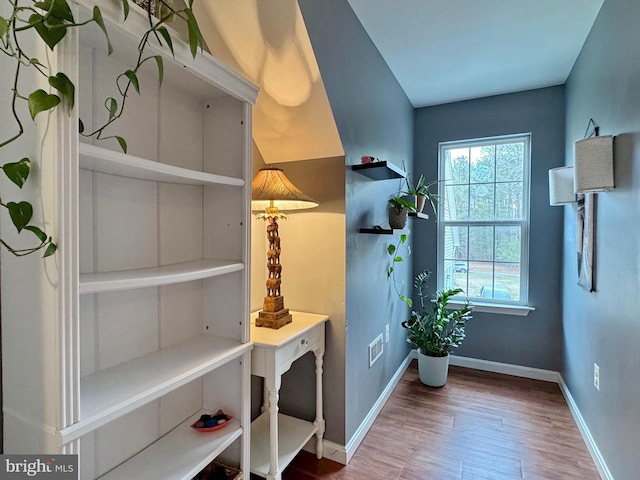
388;196;416;229
404;175;439;215
402;270;472;387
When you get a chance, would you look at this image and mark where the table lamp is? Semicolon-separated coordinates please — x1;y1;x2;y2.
251;167;318;329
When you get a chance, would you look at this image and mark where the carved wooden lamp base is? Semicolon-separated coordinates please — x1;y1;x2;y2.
251;166;318;329
256;296;292;329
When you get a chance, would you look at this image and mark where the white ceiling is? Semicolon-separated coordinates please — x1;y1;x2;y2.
347;0;604;107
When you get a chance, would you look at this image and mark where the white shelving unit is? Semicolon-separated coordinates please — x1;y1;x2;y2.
0;1;258;479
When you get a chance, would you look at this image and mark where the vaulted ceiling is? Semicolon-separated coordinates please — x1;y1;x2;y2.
194;1;605;164
347;0;605;107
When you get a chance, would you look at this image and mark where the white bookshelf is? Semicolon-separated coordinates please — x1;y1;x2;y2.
79;259;244;294
0;1;258;478
100;412;242;480
60;336;251;443
79;143;245;186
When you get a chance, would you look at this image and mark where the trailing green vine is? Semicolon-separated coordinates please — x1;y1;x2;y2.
0;0;204;257
387;233;412;307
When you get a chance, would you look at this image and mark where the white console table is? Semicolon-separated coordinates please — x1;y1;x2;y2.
250;311;328;480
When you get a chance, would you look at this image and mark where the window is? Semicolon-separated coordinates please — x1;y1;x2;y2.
437;134;530;307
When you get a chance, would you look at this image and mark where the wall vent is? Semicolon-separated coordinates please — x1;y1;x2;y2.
369;334;384;367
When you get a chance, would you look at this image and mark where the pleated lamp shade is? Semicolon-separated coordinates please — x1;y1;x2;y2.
251;167;318;212
574;135;615;193
549;166;576;205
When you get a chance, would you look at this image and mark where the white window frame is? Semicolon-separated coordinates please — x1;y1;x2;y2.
437;134;534;316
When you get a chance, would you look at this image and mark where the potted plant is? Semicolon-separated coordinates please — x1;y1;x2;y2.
388;196;416;229
404;175;439;215
402;270;472;387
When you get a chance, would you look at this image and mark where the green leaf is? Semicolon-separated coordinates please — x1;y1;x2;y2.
24;225;47;242
400;234;407;244
387;244;396;255
31;13;67;50
124;70;140;93
28;89;61;120
2;158;30;188
48;72;75;113
157;26;174;57
387;267;394;278
35;0;74;22
184;8;203;58
121;0;130;20
106;97;118;120
78;118;84;133
7;202;33;232
92;6;113;55
153;55;164;85
394;256;403;262
29;58;44;67
0;16;8;38
43;242;57;257
115;136;127;153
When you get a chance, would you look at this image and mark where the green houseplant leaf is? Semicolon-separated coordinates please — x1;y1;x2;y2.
153;56;164;85
2;158;31;188
184;8;203;58
157;26;174;57
28;89;61;120
24;225;48;242
30;14;67;50
35;0;75;22
43;241;57;257
7;201;33;232
49;72;75;112
0;16;9;38
121;0;130;20
93;6;113;55
124;69;140;93
115;136;127;153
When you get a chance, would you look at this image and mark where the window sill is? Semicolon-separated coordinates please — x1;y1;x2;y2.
446;301;535;317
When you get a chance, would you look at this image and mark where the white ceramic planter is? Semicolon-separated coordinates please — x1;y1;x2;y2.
417;351;450;387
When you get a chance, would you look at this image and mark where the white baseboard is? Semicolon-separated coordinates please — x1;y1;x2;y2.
448;353;559;383
557;375;613;480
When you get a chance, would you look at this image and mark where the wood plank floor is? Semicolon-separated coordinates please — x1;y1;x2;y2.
283;362;600;479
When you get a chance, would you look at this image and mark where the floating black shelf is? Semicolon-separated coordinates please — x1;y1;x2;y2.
359;227;411;235
359;227;394;235
351;161;406;180
359;213;428;234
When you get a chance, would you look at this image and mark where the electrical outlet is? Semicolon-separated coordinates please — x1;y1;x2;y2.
385;324;390;343
594;363;600;391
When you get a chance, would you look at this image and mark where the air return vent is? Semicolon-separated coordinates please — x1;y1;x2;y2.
369;334;384;367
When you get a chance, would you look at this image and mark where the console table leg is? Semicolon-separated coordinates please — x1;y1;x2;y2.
314;350;325;459
267;382;280;479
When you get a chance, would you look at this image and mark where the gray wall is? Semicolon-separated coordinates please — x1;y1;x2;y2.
563;0;640;478
298;0;415;443
413;86;566;370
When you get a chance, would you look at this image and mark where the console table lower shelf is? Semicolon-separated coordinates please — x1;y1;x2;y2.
250;412;318;477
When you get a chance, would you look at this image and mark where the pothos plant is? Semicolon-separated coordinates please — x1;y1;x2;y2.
387;232;412;306
0;0;204;257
